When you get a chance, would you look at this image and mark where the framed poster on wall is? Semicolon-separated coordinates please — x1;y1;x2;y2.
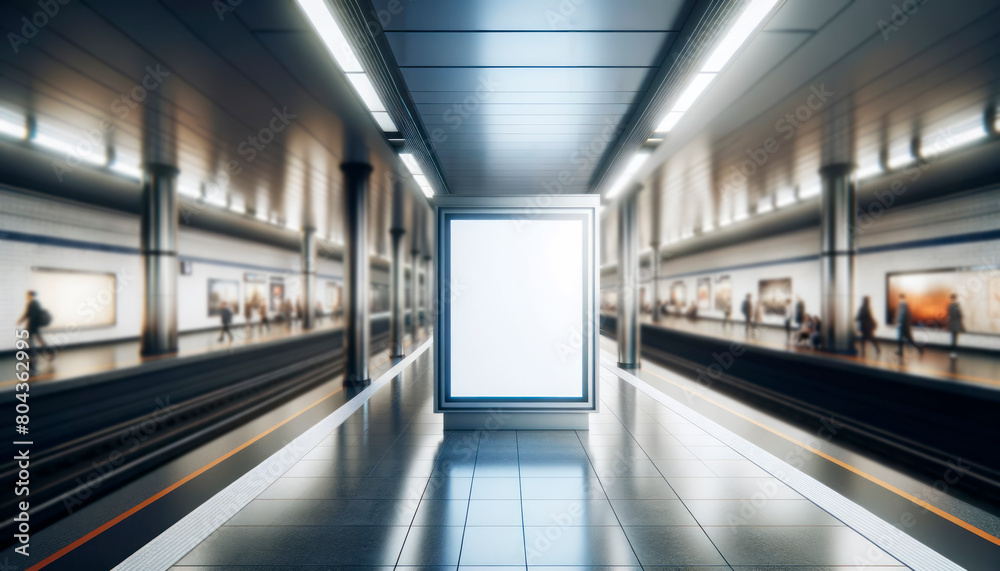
887;269;1000;334
208;279;239;316
269;277;285;312
28;268;117;329
670;281;687;308
758;278;792;316
434;195;599;417
715;275;732;313
696;277;711;311
326;282;343;315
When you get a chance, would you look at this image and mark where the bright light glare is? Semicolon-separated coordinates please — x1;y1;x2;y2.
605;152;650;199
655;112;684;133
296;0;363;73
702;0;780;73
32;131;106;165
856;163;883;180
673;73;716;112
930;124;987;154
799;183;821;198
0;108;26;139
887;152;914;169
775;186;797;207
109;162;143;180
346;73;387;112
419;185;434;197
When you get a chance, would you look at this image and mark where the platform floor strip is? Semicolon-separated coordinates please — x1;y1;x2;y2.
599;350;962;571
112;337;433;571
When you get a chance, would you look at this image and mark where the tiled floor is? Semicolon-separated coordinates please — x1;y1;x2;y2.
169;350;910;570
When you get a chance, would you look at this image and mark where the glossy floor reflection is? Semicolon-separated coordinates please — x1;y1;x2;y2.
635;313;1000;390
170;352;910;570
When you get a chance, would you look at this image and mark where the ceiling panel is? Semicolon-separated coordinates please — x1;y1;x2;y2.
399;67;652;93
388;32;672;67
409;91;640;104
764;0;852;31
370;0;700;193
371;0;689;31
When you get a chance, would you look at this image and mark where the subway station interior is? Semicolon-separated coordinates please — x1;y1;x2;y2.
1;0;1000;569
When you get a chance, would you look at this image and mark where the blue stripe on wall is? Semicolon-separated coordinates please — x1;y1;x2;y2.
1;230;343;281
1;230;139;255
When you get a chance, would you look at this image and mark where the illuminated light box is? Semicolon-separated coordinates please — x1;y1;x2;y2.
434;195;599;430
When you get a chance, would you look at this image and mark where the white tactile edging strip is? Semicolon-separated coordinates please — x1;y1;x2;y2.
598;350;963;571
113;337;433;571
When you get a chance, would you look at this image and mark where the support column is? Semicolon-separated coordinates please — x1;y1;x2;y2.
411;208;423;338
302;227;317;330
819;163;857;354
342;162;373;384
617;186;641;369
422;210;434;333
389;180;406;358
650;178;663;323
140;164;179;356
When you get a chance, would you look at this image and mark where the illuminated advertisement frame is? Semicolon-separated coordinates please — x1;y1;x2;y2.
434;195;599;414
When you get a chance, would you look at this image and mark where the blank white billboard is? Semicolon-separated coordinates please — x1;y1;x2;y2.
448;217;584;399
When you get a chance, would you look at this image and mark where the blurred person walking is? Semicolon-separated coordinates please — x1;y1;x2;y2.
947;293;964;359
244;298;255;338
258;300;271;333
741;293;753;335
896;293;922;356
16;290;53;360
218;300;234;343
855;296;880;357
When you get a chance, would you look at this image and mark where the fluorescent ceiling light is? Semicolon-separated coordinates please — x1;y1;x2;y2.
673;73;716;112
702;0;780;73
400;152;434;195
371;111;398;132
296;0;363;73
757;200;774;214
655;112;684;133
399;153;423;175
605;152;650;199
718;216;733;227
346;73;387;113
